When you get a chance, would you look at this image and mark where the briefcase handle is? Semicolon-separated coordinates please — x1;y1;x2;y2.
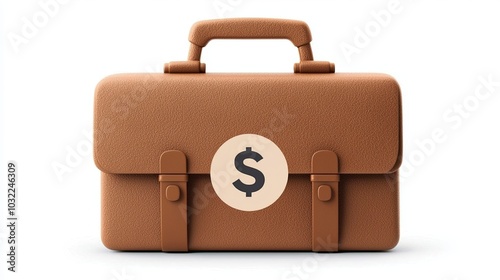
187;18;314;61
164;18;334;73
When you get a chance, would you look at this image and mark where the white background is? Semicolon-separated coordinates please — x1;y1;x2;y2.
1;0;500;279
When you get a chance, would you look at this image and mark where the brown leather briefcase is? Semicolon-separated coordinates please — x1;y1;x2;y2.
94;18;402;252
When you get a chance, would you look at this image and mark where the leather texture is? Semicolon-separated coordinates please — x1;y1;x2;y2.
94;73;401;175
101;173;399;251
95;18;402;252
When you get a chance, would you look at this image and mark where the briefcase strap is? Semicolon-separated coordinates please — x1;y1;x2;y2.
159;150;189;252
311;150;340;252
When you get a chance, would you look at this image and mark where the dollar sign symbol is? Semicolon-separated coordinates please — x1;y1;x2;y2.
232;147;266;197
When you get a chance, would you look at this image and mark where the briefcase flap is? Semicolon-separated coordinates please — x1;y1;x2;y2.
94;72;401;175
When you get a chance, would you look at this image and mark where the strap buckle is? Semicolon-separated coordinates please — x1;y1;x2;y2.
159;150;188;252
311;150;340;252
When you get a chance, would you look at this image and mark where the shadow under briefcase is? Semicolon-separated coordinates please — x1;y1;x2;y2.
94;18;402;252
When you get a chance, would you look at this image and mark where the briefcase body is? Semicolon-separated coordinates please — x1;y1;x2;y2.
94;18;402;252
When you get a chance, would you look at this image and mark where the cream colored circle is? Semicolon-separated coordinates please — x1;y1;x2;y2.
210;134;289;211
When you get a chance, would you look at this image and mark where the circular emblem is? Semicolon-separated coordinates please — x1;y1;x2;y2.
210;134;288;211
